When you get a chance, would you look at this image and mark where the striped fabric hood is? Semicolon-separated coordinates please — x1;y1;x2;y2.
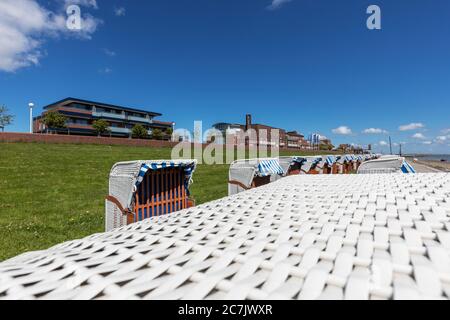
134;160;197;194
257;159;285;177
401;160;416;174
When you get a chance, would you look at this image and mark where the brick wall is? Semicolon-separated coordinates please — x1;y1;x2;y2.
0;132;179;148
0;132;336;154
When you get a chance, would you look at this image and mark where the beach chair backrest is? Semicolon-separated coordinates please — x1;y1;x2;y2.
357;157;407;174
228;158;285;195
133;166;190;223
279;156;306;175
301;156;321;174
106;160;197;231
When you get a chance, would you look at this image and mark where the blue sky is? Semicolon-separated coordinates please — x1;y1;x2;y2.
1;0;449;154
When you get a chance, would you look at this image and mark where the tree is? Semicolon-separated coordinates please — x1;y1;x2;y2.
92;119;110;136
42;111;66;133
132;124;148;139
0;106;14;132
338;144;350;152
320;143;334;151
152;128;163;140
166;127;173;136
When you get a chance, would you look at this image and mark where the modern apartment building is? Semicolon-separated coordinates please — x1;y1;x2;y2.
33;98;174;140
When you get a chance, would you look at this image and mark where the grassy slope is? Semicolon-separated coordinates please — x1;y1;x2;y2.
0;142;333;260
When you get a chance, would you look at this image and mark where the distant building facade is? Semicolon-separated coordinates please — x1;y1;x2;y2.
211;115;312;149
210;122;243;144
308;133;335;151
33;98;174;140
285;131;310;149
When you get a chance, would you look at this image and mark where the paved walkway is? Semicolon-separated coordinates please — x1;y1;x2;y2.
411;162;443;173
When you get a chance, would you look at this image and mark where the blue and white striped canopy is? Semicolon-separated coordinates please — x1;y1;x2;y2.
306;156;322;164
257;159;285;177
135;160;197;193
326;156;336;166
291;156;307;165
401;161;416;174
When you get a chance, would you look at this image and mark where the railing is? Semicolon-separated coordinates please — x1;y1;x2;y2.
107;127;154;136
92;111;153;124
109;127;131;134
93;111;126;120
56;107;93;115
128;115;152;123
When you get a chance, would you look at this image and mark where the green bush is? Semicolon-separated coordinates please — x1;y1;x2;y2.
152;128;163;140
132;124;148;139
92;120;110;136
42;111;66;133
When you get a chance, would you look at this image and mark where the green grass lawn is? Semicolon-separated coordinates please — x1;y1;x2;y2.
0;142;334;261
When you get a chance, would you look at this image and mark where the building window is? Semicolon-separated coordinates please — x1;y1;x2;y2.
67;118;89;125
68;103;92;111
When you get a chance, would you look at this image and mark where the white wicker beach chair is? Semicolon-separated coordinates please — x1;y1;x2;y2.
314;155;338;174
228;158;285;196
335;155;353;174
106;160;197;231
278;156;307;175
357;156;415;174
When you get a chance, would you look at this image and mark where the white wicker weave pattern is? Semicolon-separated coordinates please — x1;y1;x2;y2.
1;173;449;300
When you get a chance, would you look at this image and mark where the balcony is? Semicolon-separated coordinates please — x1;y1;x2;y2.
109;127;131;134
66;124;93;130
56;107;93;116
93;111;126;120
127;115;152;123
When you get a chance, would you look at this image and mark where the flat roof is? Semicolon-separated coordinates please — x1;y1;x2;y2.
212;122;242;127
44;97;162;117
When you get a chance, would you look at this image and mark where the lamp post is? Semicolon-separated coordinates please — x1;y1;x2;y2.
28;102;34;134
172;122;176;142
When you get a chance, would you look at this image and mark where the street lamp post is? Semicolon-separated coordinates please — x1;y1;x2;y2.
28;103;34;134
172;122;176;142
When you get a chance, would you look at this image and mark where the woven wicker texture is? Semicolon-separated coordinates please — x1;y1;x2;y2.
1;173;449;300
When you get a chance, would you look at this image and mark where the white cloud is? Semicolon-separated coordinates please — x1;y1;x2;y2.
0;0;101;72
423;141;433;145
332;126;353;135
99;67;112;74
103;48;116;57
399;122;425;131
436;135;448;144
114;7;126;16
379;141;388;146
363;128;388;134
412;133;426;140
267;0;292;10
441;128;450;134
64;0;98;9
